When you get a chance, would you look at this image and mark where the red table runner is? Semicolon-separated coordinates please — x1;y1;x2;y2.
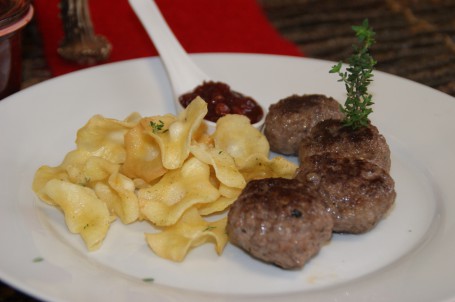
32;0;303;77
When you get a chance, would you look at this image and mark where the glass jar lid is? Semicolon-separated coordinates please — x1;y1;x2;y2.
0;0;31;29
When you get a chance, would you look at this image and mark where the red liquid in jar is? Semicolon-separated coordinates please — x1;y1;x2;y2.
0;0;33;100
0;31;22;99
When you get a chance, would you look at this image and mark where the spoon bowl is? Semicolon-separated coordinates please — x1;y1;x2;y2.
128;0;265;132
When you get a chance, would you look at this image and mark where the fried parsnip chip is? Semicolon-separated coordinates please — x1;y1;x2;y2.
108;172;139;224
33;150;120;201
33;149;91;204
218;183;243;198
213;115;269;167
123;112;143;124
92;171;139;224
138;157;220;226
76;114;138;164
82;156;120;184
69;154;120;186
190;142;245;189
94;182;119;216
197;196;237;216
41;179;111;251
239;154;298;181
33;165;68;205
145;208;228;262
121;121;167;183
147;97;207;170
268;156;299;178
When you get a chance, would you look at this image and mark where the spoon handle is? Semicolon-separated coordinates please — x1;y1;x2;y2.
129;0;210;96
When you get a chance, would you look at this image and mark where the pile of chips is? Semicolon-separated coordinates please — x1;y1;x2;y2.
32;97;297;261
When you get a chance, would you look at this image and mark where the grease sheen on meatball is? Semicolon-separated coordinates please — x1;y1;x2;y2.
264;94;344;155
298;119;391;172
296;154;396;234
227;178;333;269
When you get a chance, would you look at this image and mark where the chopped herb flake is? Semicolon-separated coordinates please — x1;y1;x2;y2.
203;226;216;232
150;120;165;133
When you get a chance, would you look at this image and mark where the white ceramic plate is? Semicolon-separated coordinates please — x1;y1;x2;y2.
1;54;454;302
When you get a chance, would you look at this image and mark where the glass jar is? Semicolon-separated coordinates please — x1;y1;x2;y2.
0;0;33;100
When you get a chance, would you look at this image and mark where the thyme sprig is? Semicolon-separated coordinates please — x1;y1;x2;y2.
330;19;377;129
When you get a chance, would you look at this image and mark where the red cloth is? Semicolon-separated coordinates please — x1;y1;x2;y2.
32;0;303;77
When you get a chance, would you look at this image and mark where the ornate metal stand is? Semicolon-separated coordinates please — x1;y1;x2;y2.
58;0;111;65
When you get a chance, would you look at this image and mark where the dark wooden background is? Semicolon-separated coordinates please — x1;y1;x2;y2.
260;0;455;96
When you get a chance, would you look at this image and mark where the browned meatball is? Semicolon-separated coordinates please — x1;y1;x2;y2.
296;154;396;234
298;119;391;172
227;178;333;269
264;94;344;155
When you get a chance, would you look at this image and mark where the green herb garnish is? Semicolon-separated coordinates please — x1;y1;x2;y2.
142;277;155;283
203;226;216;232
150;120;165;133
33;257;44;263
330;19;377;129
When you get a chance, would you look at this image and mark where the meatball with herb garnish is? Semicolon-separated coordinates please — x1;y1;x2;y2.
298;119;391;172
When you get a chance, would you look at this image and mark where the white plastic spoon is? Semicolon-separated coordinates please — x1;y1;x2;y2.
128;0;209;99
128;0;265;131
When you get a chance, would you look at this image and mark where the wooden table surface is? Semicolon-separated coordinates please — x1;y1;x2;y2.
260;0;455;97
3;0;455;301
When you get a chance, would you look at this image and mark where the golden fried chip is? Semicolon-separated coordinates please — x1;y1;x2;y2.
93;172;139;224
218;183;242;198
213;114;269;167
146;97;207;169
190;143;245;189
82;156;120;184
76;114;138;164
108;172;139;223
41;179;111;251
61;149;91;167
33;149;92;204
33;165;68;205
93;182;119;216
59;149;90;183
123;112;143;124
197;196;237;216
121;121;167;183
138;157;220;226
69;153;121;186
132;178;154;189
268;156;299;178
145;207;228;262
239;153;298;181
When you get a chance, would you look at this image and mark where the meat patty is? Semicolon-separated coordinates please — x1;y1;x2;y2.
264;94;344;155
296;154;396;234
227;178;333;269
298;119;391;172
